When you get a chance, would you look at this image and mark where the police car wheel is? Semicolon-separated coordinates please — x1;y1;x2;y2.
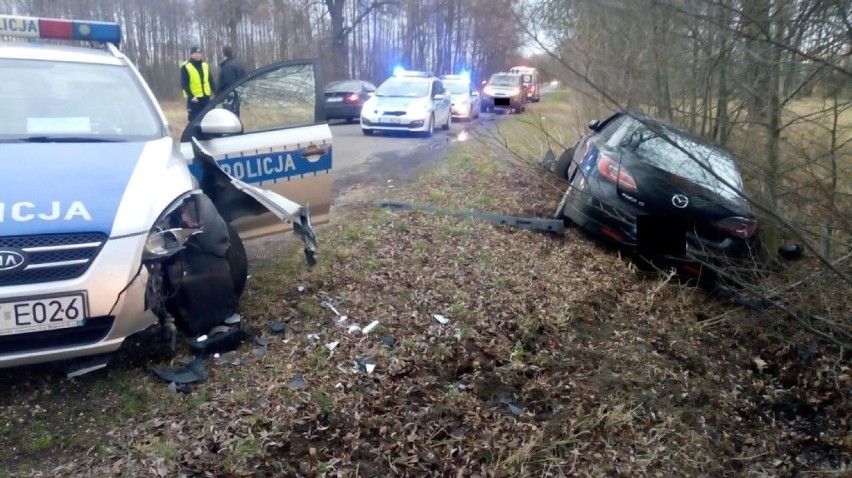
442;112;451;130
362;128;374;136
226;222;248;298
422;115;434;138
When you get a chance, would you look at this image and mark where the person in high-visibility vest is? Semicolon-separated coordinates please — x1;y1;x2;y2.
180;46;215;121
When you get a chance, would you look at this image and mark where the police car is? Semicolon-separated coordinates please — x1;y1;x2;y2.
439;73;481;122
360;67;452;137
0;15;333;369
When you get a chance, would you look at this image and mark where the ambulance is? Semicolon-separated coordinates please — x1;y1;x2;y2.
0;15;333;369
509;66;540;103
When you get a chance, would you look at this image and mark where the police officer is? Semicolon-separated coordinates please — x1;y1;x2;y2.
218;46;247;116
180;46;215;121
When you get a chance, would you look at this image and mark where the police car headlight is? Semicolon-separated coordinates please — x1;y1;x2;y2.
143;194;202;261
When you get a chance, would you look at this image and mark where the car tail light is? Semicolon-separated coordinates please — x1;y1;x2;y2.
345;93;360;103
597;155;637;191
715;217;758;239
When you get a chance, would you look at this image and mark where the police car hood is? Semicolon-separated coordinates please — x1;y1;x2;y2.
1;138;192;237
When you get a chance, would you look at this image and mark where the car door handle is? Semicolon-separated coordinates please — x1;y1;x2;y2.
300;145;328;158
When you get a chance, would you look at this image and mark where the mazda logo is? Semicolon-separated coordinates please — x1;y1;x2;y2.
672;194;689;209
0;248;28;273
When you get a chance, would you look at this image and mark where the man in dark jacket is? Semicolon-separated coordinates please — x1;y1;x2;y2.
218;46;247;115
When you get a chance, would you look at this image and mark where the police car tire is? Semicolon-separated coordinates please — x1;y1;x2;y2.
226;222;248;298
422;115;434;138
362;128;374;136
555;147;575;181
442;113;451;130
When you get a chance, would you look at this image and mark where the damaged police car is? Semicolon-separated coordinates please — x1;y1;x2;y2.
0;16;332;369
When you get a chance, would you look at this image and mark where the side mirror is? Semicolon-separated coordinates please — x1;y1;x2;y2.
199;108;243;135
588;120;600;131
433;94;445;101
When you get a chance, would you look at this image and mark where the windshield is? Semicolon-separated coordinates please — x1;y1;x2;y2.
325;80;361;93
624;124;743;201
444;81;469;95
0;58;164;142
490;74;519;87
376;78;430;98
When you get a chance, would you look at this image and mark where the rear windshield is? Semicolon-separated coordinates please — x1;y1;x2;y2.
325;80;361;93
489;74;519;86
623;124;743;201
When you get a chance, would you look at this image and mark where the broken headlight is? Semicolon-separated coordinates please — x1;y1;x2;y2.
143;193;202;261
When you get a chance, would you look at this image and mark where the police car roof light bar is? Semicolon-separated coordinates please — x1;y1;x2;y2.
0;15;122;45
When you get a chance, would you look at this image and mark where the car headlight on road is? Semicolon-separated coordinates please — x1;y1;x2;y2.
511;87;520;95
483;86;494;95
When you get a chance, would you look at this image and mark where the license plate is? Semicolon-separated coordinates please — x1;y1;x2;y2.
0;292;88;336
327;97;343;102
381;117;400;124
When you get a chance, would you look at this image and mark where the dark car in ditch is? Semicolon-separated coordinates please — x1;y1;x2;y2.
551;112;758;275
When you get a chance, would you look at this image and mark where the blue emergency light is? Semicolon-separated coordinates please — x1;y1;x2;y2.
0;14;122;45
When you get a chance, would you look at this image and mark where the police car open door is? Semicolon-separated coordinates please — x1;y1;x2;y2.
179;59;332;244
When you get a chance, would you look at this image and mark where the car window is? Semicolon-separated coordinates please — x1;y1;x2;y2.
444;81;469;95
0;58;163;141
214;62;317;132
376;78;430;97
324;80;361;93
623;124;743;201
489;74;519;86
598;115;629;143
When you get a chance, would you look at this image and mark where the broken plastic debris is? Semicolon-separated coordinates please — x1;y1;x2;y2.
321;301;342;317
433;314;450;324
347;324;362;334
307;333;321;341
508;403;524;416
298;285;306;292
252;346;267;357
224;313;242;325
151;358;207;384
254;335;271;347
267;322;285;336
196;334;208;342
187;327;248;356
362;320;379;335
288;374;305;389
355;355;376;374
326;341;339;351
336;315;348;324
167;381;192;394
380;334;396;348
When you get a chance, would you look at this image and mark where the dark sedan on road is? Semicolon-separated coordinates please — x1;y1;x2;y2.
324;80;377;122
551;112;758;275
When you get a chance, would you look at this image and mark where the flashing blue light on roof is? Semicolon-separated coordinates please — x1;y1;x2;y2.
458;71;471;83
393;65;406;77
0;14;122;45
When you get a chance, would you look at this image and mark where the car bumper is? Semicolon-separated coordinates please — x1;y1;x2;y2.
451;103;472;118
0;233;156;368
325;103;362;119
482;95;522;110
361;112;431;132
560;177;752;259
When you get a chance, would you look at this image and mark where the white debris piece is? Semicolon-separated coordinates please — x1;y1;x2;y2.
433;314;450;325
297;285;305;292
362;320;380;335
326;341;339;351
347;324;362;334
364;363;376;374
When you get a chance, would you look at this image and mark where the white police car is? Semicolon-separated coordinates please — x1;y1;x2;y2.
0;15;333;369
440;73;481;122
360;68;452;137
